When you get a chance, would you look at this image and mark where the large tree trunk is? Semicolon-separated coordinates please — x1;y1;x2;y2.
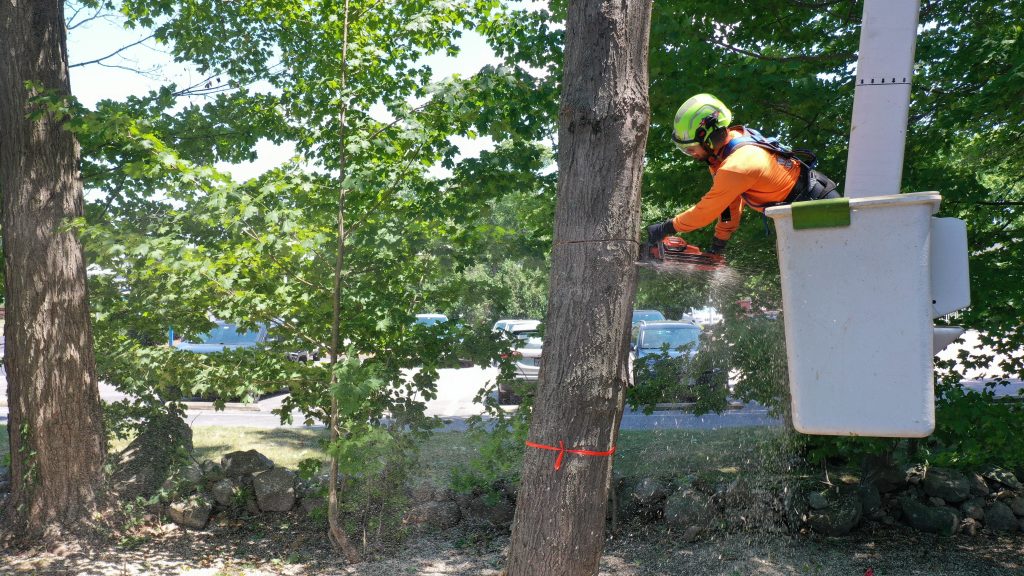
505;2;652;575
0;0;106;542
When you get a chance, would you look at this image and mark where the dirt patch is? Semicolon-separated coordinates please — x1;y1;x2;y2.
2;514;1021;575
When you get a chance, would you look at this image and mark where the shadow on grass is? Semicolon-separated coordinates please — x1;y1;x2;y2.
615;427;788;477
248;427;329;448
187;427;329;470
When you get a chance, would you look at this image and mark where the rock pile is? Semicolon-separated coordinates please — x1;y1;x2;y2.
604;465;1024;539
6;442;1016;542
162;449;318;530
782;464;1024;537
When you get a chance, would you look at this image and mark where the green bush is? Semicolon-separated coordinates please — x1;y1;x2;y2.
928;380;1024;471
451;379;532;502
627;346;729;415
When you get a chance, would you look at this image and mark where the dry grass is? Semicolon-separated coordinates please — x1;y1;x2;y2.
0;424;328;471
2;424;1023;575
178;426;328;471
2;516;1021;575
4;423;776;479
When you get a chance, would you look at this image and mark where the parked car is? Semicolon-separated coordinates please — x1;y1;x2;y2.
678;312;698;324
498;327;542;405
629;320;726;403
286;348;321;362
170;320;278;402
492;319;541;333
173;320;269;354
688;306;723;326
415;313;449;327
632;309;666;325
631;321;700;362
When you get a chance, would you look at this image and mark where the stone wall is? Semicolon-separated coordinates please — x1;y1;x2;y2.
74;447;1020;541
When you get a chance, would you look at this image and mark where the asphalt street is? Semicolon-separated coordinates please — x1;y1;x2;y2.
2;350;1020;431
0;365;782;431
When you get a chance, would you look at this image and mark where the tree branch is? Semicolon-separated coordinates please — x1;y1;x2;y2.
66;3;117;30
363;101;430;143
708;37;853;64
759;100;847;140
171;63;286;98
786;0;852;9
70;34;156;68
342;149;421;240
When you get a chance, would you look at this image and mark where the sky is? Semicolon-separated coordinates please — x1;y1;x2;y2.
65;3;510;182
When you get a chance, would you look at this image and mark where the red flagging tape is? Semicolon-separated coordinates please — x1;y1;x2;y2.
525;440;617;471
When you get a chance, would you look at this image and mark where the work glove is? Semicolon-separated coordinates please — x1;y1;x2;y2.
706;237;728;255
646;219;677;244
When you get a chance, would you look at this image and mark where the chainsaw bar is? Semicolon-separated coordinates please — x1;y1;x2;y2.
637;236;726;272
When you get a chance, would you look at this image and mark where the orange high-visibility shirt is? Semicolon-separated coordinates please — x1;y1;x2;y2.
671;127;800;240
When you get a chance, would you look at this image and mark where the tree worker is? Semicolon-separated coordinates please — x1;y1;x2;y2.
646;93;840;256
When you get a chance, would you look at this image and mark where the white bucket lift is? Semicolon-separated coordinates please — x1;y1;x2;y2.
767;0;971;437
766;195;969;436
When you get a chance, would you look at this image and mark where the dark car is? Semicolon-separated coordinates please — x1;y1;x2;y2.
631;321;701;361
629;321;726;404
632;309;666;325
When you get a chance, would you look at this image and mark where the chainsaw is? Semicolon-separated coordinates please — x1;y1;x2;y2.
637;236;726;272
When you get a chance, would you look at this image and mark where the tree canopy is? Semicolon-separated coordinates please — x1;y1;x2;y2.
3;0;1021;541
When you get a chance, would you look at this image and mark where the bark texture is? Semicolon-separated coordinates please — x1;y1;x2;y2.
505;1;652;575
0;0;106;542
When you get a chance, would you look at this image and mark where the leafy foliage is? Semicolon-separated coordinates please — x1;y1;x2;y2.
929;377;1024;471
451;375;533;502
56;0;1024;501
637;0;1024;467
62;2;556;545
628;349;729;414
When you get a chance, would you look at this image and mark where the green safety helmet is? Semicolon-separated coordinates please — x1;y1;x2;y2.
671;93;733;153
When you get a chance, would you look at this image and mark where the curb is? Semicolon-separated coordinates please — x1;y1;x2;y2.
651;401;746;411
1;397;265;411
494;402;749;412
3;399;747;413
180;400;263;412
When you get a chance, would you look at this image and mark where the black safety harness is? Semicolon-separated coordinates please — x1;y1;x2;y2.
715;126;839;210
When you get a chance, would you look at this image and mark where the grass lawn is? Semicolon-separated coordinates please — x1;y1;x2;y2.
0;424;329;471
165;426;328;470
6;422;1023;576
416;426;788;487
2;423;785;483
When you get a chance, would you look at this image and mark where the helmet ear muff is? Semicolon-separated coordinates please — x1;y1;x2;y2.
694;112;721;148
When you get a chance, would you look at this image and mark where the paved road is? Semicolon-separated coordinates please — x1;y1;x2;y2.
133;401;779;431
3;362;1019;431
0;365;781;431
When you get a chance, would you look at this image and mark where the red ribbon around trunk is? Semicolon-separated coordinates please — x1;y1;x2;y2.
525;440;617;471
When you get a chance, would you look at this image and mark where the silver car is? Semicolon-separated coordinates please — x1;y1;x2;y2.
492;318;541;334
511;331;543;382
498;328;542;404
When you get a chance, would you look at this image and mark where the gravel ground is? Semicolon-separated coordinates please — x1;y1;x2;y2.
2;515;1022;575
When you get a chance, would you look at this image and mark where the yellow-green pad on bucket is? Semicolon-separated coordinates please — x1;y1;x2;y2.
791;198;851;230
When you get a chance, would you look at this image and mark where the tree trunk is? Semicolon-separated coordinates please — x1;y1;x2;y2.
0;0;106;542
505;2;652;575
326;0;361;564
